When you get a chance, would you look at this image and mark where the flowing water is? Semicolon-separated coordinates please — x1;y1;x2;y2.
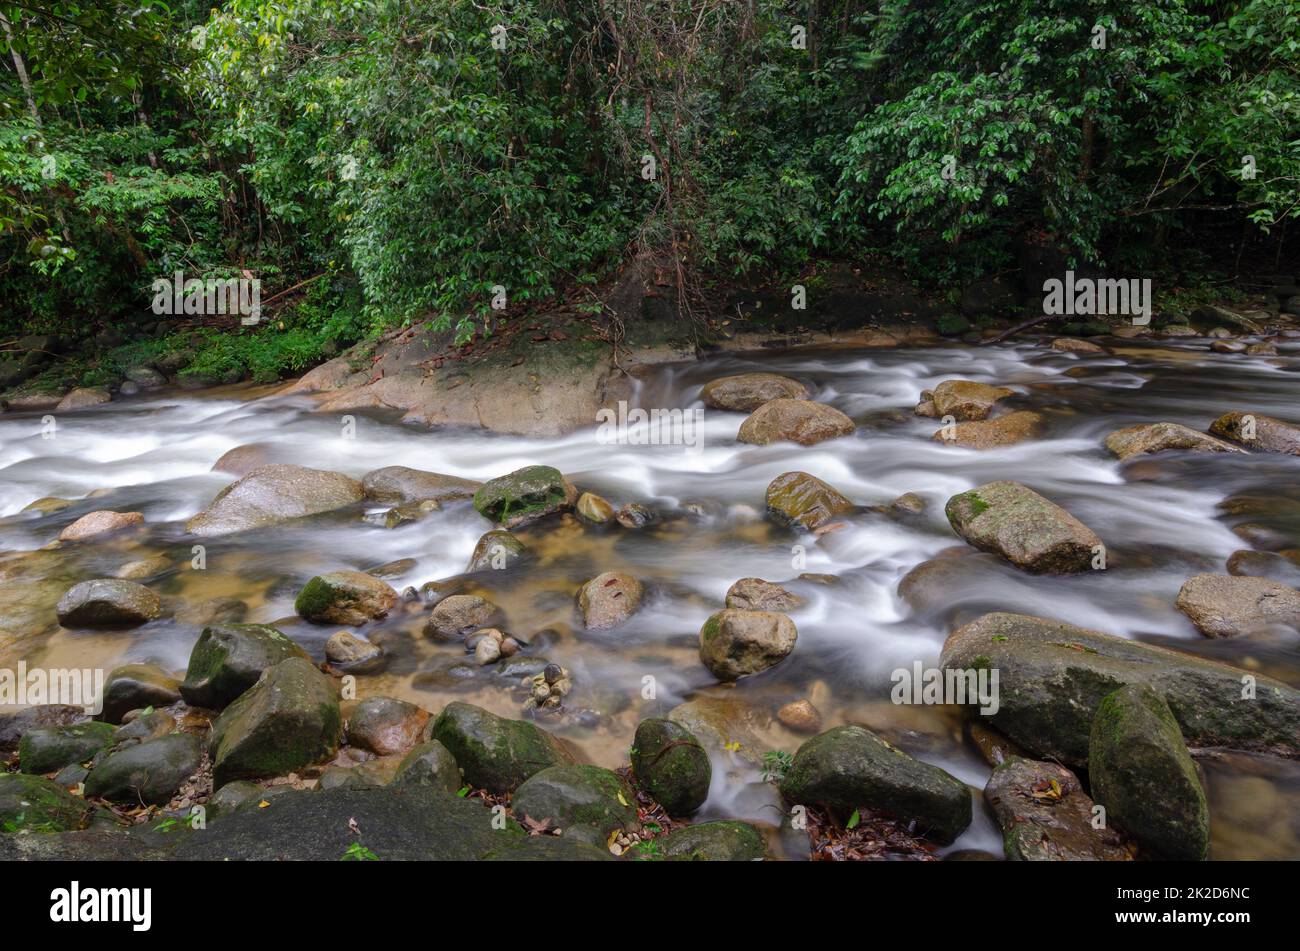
2;337;1299;858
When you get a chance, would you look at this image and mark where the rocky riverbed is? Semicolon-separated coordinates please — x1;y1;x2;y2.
2;314;1300;861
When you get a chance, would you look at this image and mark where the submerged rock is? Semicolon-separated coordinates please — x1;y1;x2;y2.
472;465;576;528
360;465;481;504
98;664;181;724
55;579;161;629
933;410;1045;449
180;623;309;710
701;372;808;412
724;577;803;612
57;510;144;542
765;471;853;531
1089;684;1208;861
467;530;526;572
984;756;1130;861
425;595;503;640
294;570;398;625
945;481;1101;573
84;734;202;806
940;612;1300;765
427;701;571;794
737;398;855;446
576;492;615;524
1050;337;1106;354
1175;573;1300;638
698;609;797;682
577;571;645;630
512;764;638;846
1209;411;1300;455
1103;422;1242;460
779;725;971;844
324;630;384;671
186;464;364;536
928;380;1014;421
777;699;822;734
630;718;711;816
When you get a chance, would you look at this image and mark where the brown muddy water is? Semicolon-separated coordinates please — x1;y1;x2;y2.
2;337;1298;858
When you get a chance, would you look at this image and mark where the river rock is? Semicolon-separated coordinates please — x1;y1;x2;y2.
98;664;181;723
346;697;430;756
55;387;111;411
186;464;364;536
83;733;202;806
945;480;1101;573
0;773;96;833
630;718;711;816
114;555;170;580
180;623;310;710
112;709;176;745
576;492;615;523
295;570;398;625
391;739;462;794
209;657;342;787
211;443;283;476
777;699;822;734
765;471;853;530
0;705;85;754
933;410;1045;449
615;502;654;528
577;571;645;630
467;529;526;572
736;398;855;446
928;380;1014;421
1226;550;1300;585
699;609;797;682
427;701;571;794
512;764;638;846
984;756;1131;861
55;579;161;628
701;372;808;412
1103;422;1242;460
1174;573;1300;638
425;595;503;640
779;725;971;844
1208;411;1300;455
57;510;144;542
724;577;803;612
324;630;384;670
667;696;771;764
1051;337;1106;354
382;499;440;528
21;497;75;516
472;465;577;528
360;465;481;504
1089;684;1208;861
18;722;116;774
640;820;766;861
940;612;1300;765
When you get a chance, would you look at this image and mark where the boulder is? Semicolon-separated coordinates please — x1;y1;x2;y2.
577;571;645;630
1050;338;1106;354
1104;422;1242;460
630;718;711;816
1175;573;1300;638
724;577;803;612
21;497;75;516
180;623;309;710
55;579;161;628
57;510;144;542
211;443;283;477
18;722;116;774
699;609;798;682
209;657;342;787
576;492;615;523
984;756;1131;861
637;821;766;861
83;734;202;806
427;701;571;794
0;705;86;754
425;595;503;640
701;372;808;412
777;699;822;734
186;464;364;536
1209;411;1300;455
0;773;96;833
346;697;430;756
779;725;971;844
933;410;1045;449
1226;549;1300;586
736;399;855;446
98;664;181;723
360;466;481;504
472;465;576;528
55;387;111;411
1089;684;1209;861
765;471;853;531
945;481;1101;573
511;764;638;846
392;740;463;794
940;612;1300;765
928;380;1014;421
294;570;398;625
324;631;384;671
466;530;526;572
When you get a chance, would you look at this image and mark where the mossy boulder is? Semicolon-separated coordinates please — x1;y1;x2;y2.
472;465;576;528
941;612;1300;766
512;764;638;846
83;733;202;806
698;609;797;682
577;571;645;630
294;570;398;625
737;399;855;446
180;623;309;710
55;579;161;629
945;480;1101;573
98;663;181;723
0;773;97;833
630;718;710;816
18;722;116;774
984;756;1131;861
1089;684;1209;861
700;372;808;412
636;820;766;861
779;725;972;844
427;701;571;794
392;740;463;794
765;471;853;530
186;464;364;536
209;657;342;787
467;529;527;572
